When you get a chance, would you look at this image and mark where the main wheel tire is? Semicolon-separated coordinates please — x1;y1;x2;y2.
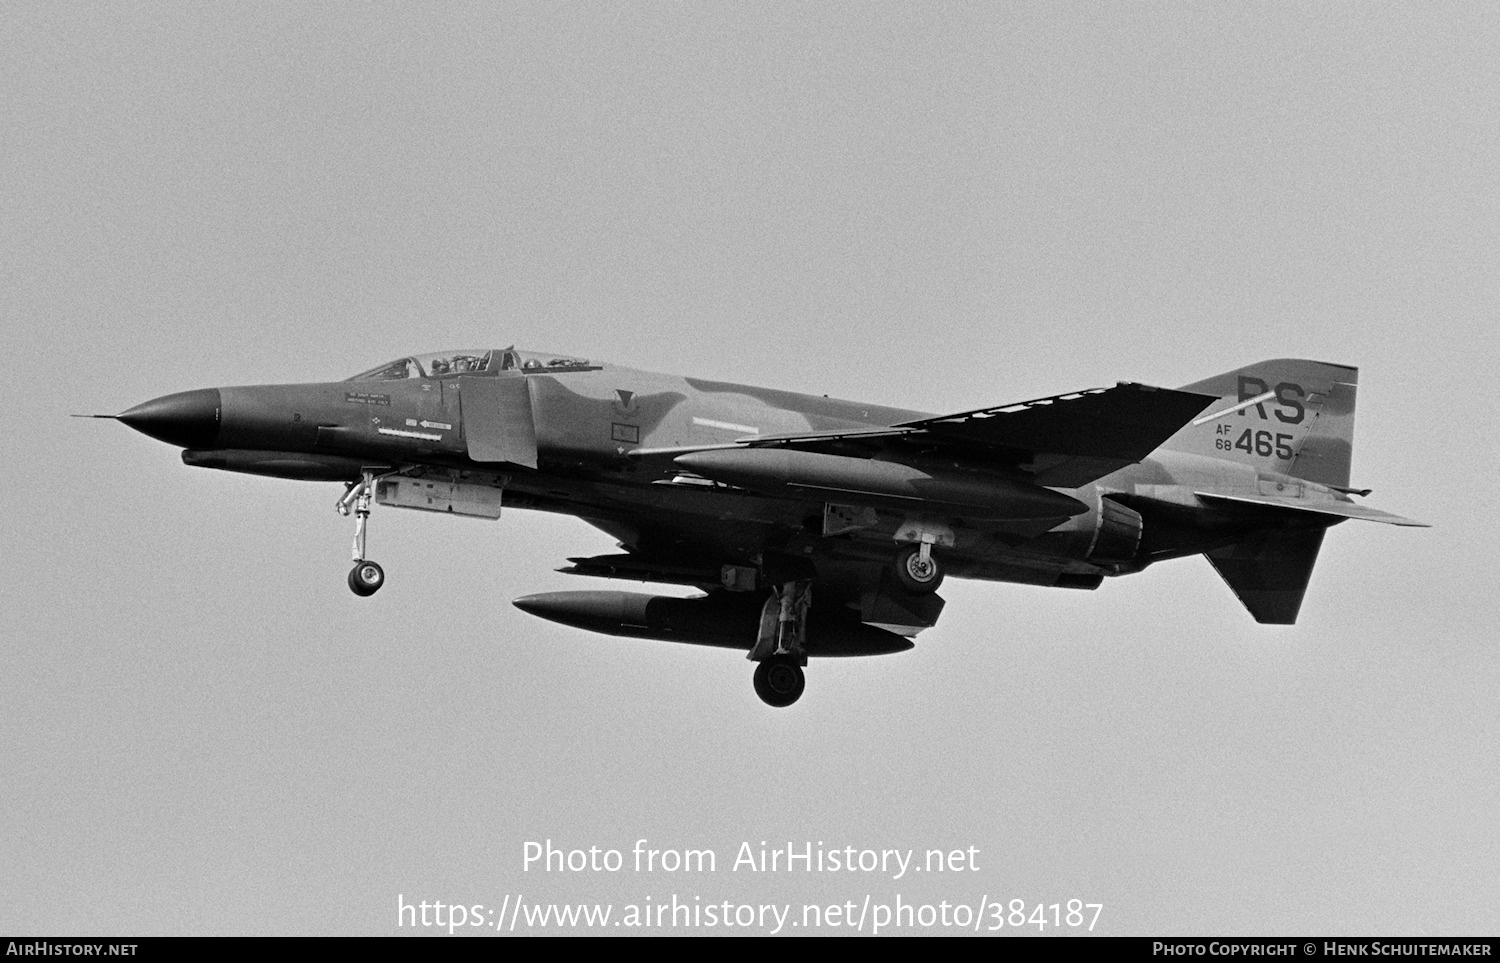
893;544;943;594
753;655;806;708
348;560;385;597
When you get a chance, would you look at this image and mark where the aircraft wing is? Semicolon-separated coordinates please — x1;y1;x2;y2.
637;382;1218;489
889;382;1217;486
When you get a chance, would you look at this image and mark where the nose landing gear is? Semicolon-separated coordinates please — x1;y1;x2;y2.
348;559;385;596
339;470;386;596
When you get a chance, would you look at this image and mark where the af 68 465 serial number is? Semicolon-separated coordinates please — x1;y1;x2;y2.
1215;428;1296;459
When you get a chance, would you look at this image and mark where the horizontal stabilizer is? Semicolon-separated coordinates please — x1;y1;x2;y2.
1206;528;1327;625
1195;491;1429;527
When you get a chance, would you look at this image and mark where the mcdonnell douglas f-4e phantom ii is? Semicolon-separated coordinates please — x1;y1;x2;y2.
96;350;1425;706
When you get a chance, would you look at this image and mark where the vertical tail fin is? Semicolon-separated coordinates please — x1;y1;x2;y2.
1165;358;1358;487
1168;359;1361;624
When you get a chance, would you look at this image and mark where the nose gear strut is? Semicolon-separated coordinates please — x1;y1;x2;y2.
338;469;388;596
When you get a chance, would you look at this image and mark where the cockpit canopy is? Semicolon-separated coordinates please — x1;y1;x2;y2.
346;348;596;381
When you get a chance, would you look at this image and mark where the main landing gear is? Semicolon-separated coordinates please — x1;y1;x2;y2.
339;470;385;597
753;656;805;708
894;540;944;594
747;579;811;707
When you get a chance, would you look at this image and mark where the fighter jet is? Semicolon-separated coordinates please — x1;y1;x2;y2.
95;350;1425;706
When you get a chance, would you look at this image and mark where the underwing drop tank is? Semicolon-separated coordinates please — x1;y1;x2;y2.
512;590;914;657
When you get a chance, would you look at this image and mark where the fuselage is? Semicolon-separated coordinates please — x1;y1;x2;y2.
119;346;1301;595
107;349;1421;703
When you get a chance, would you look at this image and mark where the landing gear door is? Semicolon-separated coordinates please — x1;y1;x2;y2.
460;374;538;469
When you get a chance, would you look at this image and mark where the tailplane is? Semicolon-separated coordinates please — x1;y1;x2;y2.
1166;359;1409;624
1204;528;1327;625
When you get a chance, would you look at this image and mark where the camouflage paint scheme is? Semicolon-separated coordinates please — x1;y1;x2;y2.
107;349;1425;705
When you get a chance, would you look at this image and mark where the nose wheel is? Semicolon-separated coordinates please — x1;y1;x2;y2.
339;470;386;596
348;560;385;596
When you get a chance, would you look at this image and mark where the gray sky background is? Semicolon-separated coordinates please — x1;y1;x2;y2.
3;2;1497;936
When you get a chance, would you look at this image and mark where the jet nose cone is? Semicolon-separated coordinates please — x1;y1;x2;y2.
118;388;222;449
